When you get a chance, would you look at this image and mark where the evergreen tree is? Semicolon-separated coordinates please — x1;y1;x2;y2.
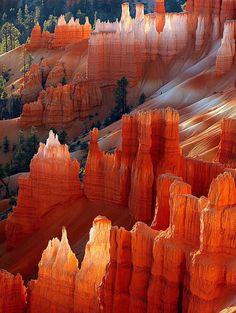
58;130;68;144
3;136;10;153
139;93;146;105
1;22;20;52
0;76;7;100
115;77;129;115
0;163;11;198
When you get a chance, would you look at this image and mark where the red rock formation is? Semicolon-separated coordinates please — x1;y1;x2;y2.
186;0;236;22
184;173;236;312
28;16;92;50
151;174;191;231
85;108;236;222
45;61;65;88
5;131;83;246
2;172;236;312
0;270;26;313
28;216;111;313
216;20;236;74
128;113;154;221
100;173;236;313
20;82;102;128
20;64;43;104
155;0;165;33
216;118;236;166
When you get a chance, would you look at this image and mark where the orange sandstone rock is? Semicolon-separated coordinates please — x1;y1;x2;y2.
5;131;82;246
0;270;26;313
217;118;236;166
155;0;165;33
216;21;236;75
28;216;111;313
85;108;236;222
20;64;43;104
28;16;92;50
20;82;102;128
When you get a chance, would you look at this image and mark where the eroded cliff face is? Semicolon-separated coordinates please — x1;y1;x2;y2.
0;270;26;313
28;216;111;313
216;118;236;166
28;16;92;50
5;131;83;246
20;1;236;129
84;108;236;222
20;64;43;104
87;1;236;86
216;20;236;74
2;171;235;313
20;82;102;128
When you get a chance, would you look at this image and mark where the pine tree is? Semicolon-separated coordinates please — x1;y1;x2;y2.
3;136;10;154
115;77;129;114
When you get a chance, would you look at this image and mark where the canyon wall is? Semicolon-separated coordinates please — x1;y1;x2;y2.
0;270;26;313
2;172;236;313
28;16;92;50
216;20;236;74
87;0;236;86
84;108;236;222
28;216;111;313
5;131;83;246
21;1;236;129
216;117;236;166
20;82;102;128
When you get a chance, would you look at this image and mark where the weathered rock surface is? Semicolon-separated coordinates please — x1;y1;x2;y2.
20;82;102;128
216;21;236;74
28;216;111;313
0;270;26;313
84;108;236;222
2;171;236;312
20;64;43;104
28;16;92;50
216;118;236;166
5;131;83;246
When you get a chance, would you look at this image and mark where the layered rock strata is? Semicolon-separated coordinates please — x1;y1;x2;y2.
84;108;236;222
87;1;236;86
28;16;92;50
28;216;111;313
2;172;236;312
5;131;83;246
0;270;26;313
88;3;191;86
216;20;236;74
20;82;102;128
20;64;43;104
216;118;236;166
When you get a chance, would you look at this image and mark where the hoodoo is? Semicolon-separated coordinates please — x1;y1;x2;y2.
5;131;83;246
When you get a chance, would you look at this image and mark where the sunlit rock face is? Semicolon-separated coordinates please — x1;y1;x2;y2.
2;172;236;312
20;82;102;128
87;1;236;87
0;270;26;313
84;108;236;222
216;118;236;167
28;16;92;50
5;131;83;246
216;21;236;74
87;3;191;86
28;216;111;313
